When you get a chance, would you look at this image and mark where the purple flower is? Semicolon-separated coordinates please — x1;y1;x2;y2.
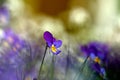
43;31;62;55
2;28;26;52
0;28;44;80
80;41;109;79
0;68;21;80
80;42;109;64
0;6;9;24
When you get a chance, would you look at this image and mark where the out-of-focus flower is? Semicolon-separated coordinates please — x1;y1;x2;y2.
43;31;62;55
0;28;42;80
2;28;26;53
80;41;110;79
80;42;109;63
0;6;9;25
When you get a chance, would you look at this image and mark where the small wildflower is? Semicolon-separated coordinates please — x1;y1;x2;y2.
43;31;62;55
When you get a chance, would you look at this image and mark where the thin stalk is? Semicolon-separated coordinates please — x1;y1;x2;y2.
38;44;48;80
65;45;70;80
73;56;89;80
50;55;55;80
45;48;51;79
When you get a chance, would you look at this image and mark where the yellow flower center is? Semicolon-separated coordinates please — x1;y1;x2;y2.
94;57;101;64
51;45;57;53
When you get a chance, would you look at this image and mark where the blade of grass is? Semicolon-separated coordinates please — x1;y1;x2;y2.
73;56;89;80
38;44;47;80
50;55;55;80
64;44;70;80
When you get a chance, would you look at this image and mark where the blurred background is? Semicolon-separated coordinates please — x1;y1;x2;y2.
0;0;120;80
2;0;120;44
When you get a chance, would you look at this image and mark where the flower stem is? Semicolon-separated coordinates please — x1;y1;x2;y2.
64;45;70;80
50;55;55;80
73;56;89;80
38;44;47;80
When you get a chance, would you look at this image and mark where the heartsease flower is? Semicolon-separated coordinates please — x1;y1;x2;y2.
43;31;62;55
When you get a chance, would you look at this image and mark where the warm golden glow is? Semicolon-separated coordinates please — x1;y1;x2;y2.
25;0;68;15
69;8;89;25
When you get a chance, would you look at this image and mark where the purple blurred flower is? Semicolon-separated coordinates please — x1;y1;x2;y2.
80;41;109;79
43;31;62;55
0;68;21;80
2;28;26;52
80;42;109;63
0;29;42;80
0;6;9;25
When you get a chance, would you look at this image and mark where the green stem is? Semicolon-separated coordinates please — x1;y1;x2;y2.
45;48;51;79
38;44;47;80
65;45;70;80
50;55;55;80
73;56;89;80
